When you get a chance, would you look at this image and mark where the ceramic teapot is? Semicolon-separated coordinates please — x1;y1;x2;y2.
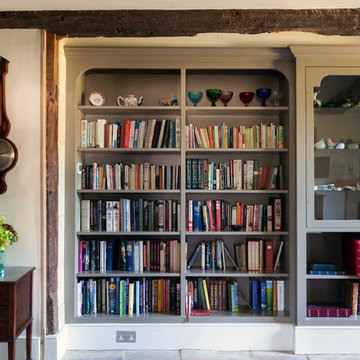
117;94;144;106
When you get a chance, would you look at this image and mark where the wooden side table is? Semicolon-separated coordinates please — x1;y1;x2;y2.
0;266;35;360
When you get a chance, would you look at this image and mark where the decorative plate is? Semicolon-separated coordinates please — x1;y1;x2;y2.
89;92;105;106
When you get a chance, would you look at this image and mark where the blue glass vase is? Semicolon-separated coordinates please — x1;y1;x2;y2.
0;251;4;277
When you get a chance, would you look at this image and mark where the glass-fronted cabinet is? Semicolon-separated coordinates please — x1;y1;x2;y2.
306;68;360;226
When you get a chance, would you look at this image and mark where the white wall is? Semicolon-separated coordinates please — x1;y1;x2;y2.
0;29;42;360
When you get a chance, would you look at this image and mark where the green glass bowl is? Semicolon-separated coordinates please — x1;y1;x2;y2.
206;88;222;106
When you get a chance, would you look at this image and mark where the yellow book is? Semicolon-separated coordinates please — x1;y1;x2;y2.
158;279;162;312
128;283;134;316
224;125;228;148
202;279;211;310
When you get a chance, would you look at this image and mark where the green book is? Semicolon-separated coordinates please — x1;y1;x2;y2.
266;280;273;311
186;159;192;189
119;280;123;316
197;279;207;310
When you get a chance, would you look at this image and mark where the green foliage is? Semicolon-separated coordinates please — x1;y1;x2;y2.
0;217;18;252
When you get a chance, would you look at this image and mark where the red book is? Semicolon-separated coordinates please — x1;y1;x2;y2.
265;240;274;272
215;200;221;231
190;309;211;316
257;166;264;190
124;119;131;148
78;241;83;272
104;123;109;148
120;125;125;148
307;305;350;317
143;243;147;271
342;237;360;276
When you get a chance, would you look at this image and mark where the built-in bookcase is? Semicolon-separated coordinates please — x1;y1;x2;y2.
65;47;295;324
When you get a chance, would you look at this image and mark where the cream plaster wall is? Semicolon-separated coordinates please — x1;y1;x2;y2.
0;29;42;359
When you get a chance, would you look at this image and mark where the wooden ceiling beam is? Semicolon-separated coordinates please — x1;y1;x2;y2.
0;9;359;37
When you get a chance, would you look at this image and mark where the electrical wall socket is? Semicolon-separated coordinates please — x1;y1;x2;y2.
116;331;136;343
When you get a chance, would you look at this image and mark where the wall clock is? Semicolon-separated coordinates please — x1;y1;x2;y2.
0;57;18;194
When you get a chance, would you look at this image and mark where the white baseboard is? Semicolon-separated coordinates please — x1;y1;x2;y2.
45;325;68;360
66;323;294;352
0;337;40;360
295;326;360;354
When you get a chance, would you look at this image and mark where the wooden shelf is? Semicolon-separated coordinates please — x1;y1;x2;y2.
77;231;181;236
186;106;288;115
185;189;288;194
186;270;289;278
77;189;180;194
186;148;288;153
78;148;180;154
77;271;180;278
185;231;288;236
77;105;181;116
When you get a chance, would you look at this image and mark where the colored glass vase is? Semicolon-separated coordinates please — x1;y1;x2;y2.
206;88;221;106
219;90;233;106
239;91;254;107
0;250;4;277
188;91;203;106
256;88;272;106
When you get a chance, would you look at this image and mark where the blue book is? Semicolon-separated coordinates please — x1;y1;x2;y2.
115;277;120;315
308;263;342;271
115;121;120;148
250;280;259;311
187;243;201;270
109;278;116;314
125;240;134;271
230;284;236;312
193;201;202;232
260;281;267;311
135;200;139;231
133;119;140;148
139;281;143;314
106;240;114;271
123;280;128;315
90;240;96;271
145;279;149;313
135;280;140;315
194;280;199;309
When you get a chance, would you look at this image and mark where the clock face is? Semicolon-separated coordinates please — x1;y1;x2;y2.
0;138;16;172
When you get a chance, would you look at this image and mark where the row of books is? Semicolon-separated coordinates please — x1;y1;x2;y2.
78;239;181;274
81;199;180;232
81;162;181;190
186;158;283;190
249;279;285;312
77;277;180;316
185;278;285;313
80;118;180;149
186;198;282;232
185;123;284;149
187;240;283;273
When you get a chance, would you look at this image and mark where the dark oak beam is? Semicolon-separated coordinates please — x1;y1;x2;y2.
0;9;359;37
46;32;59;336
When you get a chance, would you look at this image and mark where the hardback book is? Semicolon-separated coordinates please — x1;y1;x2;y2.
81;200;90;231
265;240;274;273
307;305;351;318
343;280;359;315
342;236;360;276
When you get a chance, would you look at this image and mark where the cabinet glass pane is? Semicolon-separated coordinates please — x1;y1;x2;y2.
314;75;360;220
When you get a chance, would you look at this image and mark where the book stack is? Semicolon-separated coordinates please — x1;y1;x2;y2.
186;198;282;232
186;158;282;191
81;162;180;190
307;263;345;275
78;239;181;274
249;278;285;312
185;123;284;149
77;277;180;316
306;305;351;318
81;198;180;232
186;240;238;271
81;118;180;149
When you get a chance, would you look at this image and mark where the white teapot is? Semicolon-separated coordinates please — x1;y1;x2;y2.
117;94;144;106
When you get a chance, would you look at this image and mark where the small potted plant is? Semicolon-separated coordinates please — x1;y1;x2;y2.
0;216;18;276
